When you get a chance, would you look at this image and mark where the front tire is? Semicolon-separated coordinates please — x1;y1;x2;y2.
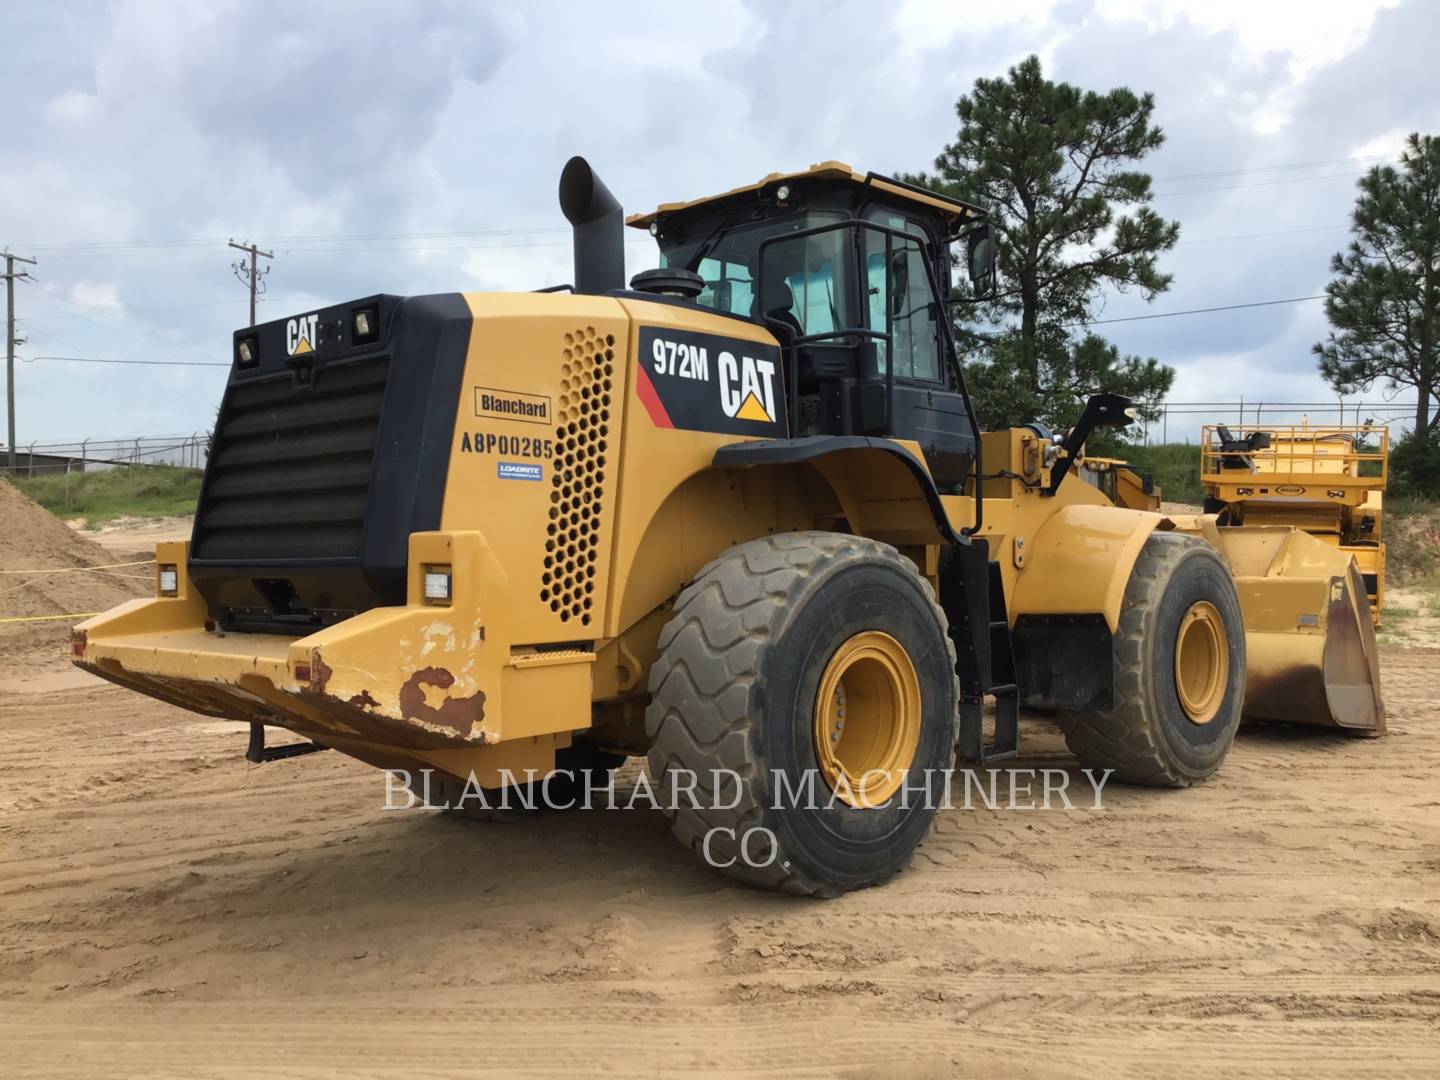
1063;531;1245;786
645;532;959;896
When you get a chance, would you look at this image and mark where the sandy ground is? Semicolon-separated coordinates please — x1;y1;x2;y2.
1;643;1438;1079
68;514;193;556
2;499;1436;1076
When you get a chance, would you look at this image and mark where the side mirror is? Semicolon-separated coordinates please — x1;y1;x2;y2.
965;224;997;299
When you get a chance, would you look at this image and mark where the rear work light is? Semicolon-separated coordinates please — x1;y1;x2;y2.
352;306;379;345
423;566;452;604
158;564;179;596
235;334;259;369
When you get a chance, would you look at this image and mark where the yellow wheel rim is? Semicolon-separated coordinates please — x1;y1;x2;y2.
813;631;922;807
1175;601;1227;725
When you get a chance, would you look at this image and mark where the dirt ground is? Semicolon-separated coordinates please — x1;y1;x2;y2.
1;639;1437;1077
68;513;193;557
2;494;1437;1077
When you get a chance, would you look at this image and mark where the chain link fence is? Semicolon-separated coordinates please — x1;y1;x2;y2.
1129;400;1417;446
0;434;209;480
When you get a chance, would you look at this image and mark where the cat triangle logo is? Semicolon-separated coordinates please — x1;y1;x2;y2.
285;313;319;357
719;351;778;425
736;391;772;422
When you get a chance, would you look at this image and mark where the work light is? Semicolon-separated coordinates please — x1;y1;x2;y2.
423;566;452;604
235;335;259;368
158;565;179;596
352;307;379;344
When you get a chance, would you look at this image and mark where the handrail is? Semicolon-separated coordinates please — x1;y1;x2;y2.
1200;423;1390;487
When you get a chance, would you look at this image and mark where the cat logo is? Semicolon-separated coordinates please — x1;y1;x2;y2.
286;314;319;357
718;351;778;424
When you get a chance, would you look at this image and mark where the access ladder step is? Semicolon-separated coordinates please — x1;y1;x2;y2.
245;722;329;764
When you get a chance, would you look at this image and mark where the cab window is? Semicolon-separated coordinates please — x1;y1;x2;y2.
864;211;942;383
775;229;850;337
658;212;844;327
692;257;754;318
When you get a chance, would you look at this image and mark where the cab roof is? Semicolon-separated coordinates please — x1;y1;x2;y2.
624;160;987;231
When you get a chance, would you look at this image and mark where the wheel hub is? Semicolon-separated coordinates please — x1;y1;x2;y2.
1175;600;1227;725
813;631;921;807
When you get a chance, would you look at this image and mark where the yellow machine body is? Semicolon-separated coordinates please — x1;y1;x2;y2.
75;379;1386;782
1201;423;1387;623
71;160;1386;788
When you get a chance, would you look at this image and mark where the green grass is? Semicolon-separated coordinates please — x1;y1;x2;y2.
1114;442;1205;505
10;464;203;526
1387;493;1439;519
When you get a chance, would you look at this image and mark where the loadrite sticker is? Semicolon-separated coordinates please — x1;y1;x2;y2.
474;386;551;425
497;462;543;481
459;431;552;459
635;326;786;437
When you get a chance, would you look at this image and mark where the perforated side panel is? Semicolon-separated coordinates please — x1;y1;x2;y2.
540;325;615;627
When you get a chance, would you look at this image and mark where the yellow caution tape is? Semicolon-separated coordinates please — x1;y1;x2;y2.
0;559;154;576
0;612;101;624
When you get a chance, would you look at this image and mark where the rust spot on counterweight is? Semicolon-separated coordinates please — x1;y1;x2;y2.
310;650;334;693
347;689;380;710
398;666;489;740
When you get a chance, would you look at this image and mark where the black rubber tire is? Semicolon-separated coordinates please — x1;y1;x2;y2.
644;532;959;897
1063;531;1245;787
410;742;626;822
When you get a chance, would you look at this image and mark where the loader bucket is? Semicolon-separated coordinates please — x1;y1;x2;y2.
1205;525;1385;734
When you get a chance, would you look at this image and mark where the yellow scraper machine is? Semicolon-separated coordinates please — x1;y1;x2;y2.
1201;422;1387;622
71;157;1386;896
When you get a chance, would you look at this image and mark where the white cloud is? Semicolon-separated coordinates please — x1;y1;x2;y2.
1;0;1435;441
1095;0;1402;73
67;282;125;315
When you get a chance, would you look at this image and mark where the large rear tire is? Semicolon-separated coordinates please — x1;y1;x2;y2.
1063;531;1245;786
645;532;959;897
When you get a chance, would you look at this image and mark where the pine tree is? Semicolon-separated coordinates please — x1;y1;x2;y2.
911;55;1178;431
1315;132;1440;436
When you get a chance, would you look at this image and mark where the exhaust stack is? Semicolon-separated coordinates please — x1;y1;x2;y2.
559;156;625;295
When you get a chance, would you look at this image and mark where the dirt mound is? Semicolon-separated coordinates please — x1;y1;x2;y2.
0;479;151;669
1388;501;1440;583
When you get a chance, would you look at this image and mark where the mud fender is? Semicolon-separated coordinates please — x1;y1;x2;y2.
1010;504;1167;632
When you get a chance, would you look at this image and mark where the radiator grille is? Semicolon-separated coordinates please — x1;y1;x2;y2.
540;326;614;626
193;356;389;561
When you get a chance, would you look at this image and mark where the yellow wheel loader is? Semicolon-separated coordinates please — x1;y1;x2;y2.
71;158;1384;896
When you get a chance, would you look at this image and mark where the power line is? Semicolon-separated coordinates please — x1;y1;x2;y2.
1152;169;1370;198
1174;223;1347;246
8;151;1406;263
24;353;230;370
29;237;657;261
1072;295;1325;327
1151;152;1400;184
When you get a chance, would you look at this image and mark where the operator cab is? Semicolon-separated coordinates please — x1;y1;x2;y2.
627;162;995;493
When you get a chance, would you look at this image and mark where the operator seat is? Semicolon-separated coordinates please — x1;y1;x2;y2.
1215;425;1272;470
758;276;803;338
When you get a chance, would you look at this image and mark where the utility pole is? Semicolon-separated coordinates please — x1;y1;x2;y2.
228;239;273;327
3;251;38;474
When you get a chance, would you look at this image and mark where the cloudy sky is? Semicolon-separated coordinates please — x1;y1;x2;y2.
3;0;1437;448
